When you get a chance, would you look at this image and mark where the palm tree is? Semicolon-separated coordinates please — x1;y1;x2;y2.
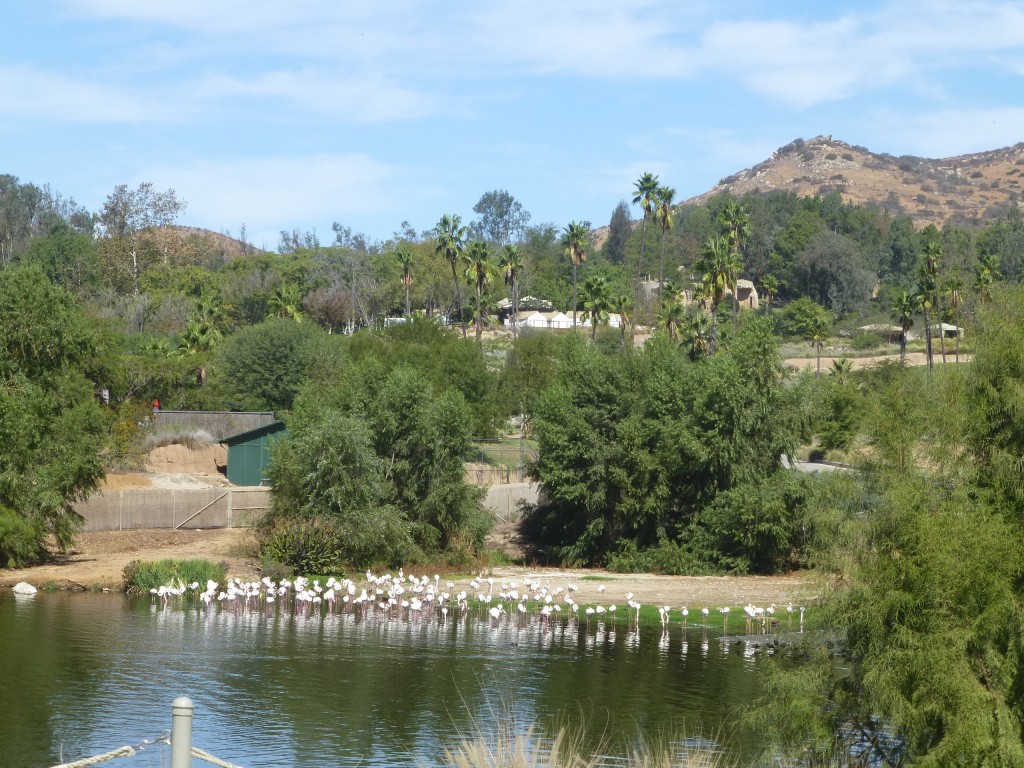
922;241;944;364
660;298;686;342
694;235;731;354
612;293;633;347
655;185;675;298
396;248;414;318
268;284;303;322
631;172;660;341
498;244;524;338
580;275;612;341
914;287;934;373
562;221;589;330
177;318;222;385
760;275;779;307
830;357;853;384
434;214;469;338
463;241;492;343
946;273;964;363
682;309;712;361
718;201;750;339
808;315;830;375
891;290;915;363
975;252;1001;303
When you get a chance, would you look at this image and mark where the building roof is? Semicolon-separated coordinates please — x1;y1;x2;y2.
221;421;287;445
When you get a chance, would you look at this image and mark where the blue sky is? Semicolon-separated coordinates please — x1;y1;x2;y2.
4;1;1024;250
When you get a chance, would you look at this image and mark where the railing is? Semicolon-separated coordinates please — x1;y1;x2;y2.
49;697;244;768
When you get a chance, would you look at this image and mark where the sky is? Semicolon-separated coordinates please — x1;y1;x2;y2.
4;1;1024;251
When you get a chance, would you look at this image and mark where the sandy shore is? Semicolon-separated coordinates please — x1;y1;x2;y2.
0;528;817;608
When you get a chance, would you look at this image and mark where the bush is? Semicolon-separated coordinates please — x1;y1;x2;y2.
607;539;717;576
850;333;883;349
0;507;43;567
122;558;226;594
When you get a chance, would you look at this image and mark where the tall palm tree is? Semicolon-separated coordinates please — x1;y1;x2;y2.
434;214;469;338
612;293;633;348
891;290;915;363
395;248;414;318
808;315;830;375
718;201;750;338
914;287;934;373
946;273;964;363
695;235;731;355
463;241;492;343
760;275;779;307
655;185;675;299
682;309;712;361
178;318;222;385
562;221;589;330
660;298;686;342
975;252;1001;303
922;241;944;364
499;244;524;338
580;275;612;341
631;172;660;342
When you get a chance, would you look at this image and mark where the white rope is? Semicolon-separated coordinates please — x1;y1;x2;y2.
192;745;246;768
49;746;135;768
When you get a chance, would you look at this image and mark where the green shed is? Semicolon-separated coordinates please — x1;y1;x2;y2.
221;421;286;486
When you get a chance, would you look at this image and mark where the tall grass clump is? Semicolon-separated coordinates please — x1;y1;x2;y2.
122;558;226;594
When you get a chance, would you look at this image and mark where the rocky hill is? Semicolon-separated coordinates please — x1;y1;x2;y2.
687;135;1024;228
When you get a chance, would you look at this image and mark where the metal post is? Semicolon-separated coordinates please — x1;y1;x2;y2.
171;697;193;768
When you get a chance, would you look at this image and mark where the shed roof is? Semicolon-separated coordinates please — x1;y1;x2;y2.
221;421;286;445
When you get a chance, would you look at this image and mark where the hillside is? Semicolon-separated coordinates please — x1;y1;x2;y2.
688;136;1024;228
595;137;1024;247
157;225;261;260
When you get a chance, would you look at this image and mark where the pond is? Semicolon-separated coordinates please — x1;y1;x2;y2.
0;590;788;767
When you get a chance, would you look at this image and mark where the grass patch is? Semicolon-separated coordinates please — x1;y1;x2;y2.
122;558;226;595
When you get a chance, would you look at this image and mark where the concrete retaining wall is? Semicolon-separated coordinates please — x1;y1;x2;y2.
76;484;539;531
483;482;540;523
75;488;271;531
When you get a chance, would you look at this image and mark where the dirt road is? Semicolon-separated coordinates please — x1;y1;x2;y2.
0;528;817;608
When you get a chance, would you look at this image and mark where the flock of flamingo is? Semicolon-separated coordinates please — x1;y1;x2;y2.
148;570;807;637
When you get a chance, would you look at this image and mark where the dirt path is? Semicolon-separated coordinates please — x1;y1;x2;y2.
0;528;817;607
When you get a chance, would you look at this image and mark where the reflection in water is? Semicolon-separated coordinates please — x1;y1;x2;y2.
0;592;777;768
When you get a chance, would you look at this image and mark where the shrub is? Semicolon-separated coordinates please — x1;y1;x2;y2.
0;507;43;568
122;558;226;594
607;539;717;576
851;333;883;350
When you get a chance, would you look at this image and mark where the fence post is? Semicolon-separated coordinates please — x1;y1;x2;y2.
171;696;193;768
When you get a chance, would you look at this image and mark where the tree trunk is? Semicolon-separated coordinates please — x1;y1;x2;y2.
511;281;519;339
709;307;719;356
572;263;578;331
475;285;483;343
924;307;933;370
658;230;666;300
731;275;739;339
900;333;907;363
632;217;648;345
450;260;466;339
404;283;411;319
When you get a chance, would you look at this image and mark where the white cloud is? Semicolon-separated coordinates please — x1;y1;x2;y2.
0;65;170;122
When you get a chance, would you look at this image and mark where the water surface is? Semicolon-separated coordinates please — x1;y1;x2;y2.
0;592;778;767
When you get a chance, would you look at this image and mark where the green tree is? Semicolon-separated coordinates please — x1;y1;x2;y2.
891;290;915;363
470;190;531;245
922;240;944;365
98;182;185;294
498;244;525;338
463;241;492;342
267;283;303;322
434;214;469;338
655;185;676;297
396;247;414;318
602;201;631;265
718;200;750;338
760;274;779;307
694;235;731;355
0;267;106;564
562;221;589;330
631;172;660;341
808;315;830;375
580;275;611;341
218;319;325;412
